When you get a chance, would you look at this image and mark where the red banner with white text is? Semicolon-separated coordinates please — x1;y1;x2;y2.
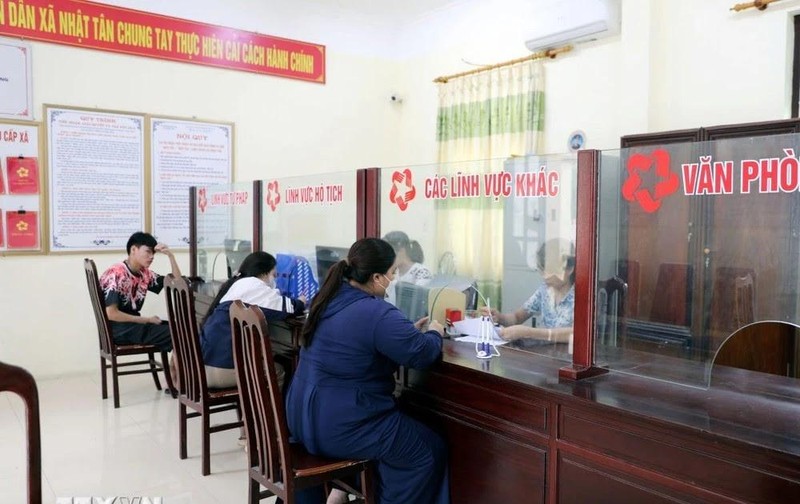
0;0;325;83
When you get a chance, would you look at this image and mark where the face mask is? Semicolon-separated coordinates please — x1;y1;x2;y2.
265;276;276;289
377;274;391;299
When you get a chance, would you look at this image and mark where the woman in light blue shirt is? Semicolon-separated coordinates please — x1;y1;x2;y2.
488;239;575;343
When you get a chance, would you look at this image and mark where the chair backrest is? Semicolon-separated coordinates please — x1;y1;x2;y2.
0;361;41;504
164;274;208;400
712;321;797;378
734;273;756;327
709;266;757;333
84;258;114;355
616;259;640;317
437;251;455;276
598;276;627;341
650;262;693;326
230;300;294;496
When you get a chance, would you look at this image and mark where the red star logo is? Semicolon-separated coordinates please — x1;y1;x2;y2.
266;180;280;212
621;149;679;213
197;188;208;213
389;169;416;212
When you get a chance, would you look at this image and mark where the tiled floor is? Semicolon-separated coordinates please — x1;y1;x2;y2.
0;371;275;503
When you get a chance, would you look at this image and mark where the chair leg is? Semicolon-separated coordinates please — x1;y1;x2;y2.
179;403;188;460
248;478;260;504
111;356;121;409
202;410;211;476
100;357;108;400
150;351;163;391
160;351;177;397
361;463;375;504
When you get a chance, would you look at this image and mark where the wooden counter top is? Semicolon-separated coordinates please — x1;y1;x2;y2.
429;340;800;458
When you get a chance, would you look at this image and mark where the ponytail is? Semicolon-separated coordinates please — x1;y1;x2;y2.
200;251;277;330
302;238;395;347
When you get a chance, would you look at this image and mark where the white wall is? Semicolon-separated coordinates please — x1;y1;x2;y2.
648;0;795;131
393;0;798;160
0;0;403;377
3;0;799;378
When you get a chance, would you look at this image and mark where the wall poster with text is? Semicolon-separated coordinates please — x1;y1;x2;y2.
0;37;33;121
47;106;146;252
150;117;233;248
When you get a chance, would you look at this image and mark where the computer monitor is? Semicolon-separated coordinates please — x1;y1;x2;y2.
223;239;252;279
395;281;430;322
315;245;350;283
395;275;478;324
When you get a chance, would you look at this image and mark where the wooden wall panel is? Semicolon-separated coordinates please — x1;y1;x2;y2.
406;369;550;442
409;405;548;504
558;454;709;504
559;406;800;504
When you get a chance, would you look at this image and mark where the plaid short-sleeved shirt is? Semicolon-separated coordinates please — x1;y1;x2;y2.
521;284;575;328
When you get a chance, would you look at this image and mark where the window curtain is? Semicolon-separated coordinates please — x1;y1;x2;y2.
435;60;544;309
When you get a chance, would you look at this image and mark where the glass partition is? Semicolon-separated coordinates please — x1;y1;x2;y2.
261;170;359;292
380;154;578;363
596;133;800;388
195;181;254;284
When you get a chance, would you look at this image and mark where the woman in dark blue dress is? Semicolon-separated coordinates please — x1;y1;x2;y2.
285;237;450;504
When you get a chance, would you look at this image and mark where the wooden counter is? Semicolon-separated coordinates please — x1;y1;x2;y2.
401;340;800;504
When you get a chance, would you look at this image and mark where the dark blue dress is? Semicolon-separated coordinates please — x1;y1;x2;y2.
285;282;449;504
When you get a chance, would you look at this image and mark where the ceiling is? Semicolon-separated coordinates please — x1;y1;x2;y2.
297;0;467;27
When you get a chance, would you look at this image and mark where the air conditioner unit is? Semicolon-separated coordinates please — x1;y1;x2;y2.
525;0;621;53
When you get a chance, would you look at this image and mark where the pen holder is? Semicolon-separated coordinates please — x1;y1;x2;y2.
475;341;492;359
475;316;497;360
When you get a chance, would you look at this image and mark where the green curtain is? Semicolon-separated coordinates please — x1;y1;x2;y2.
434;61;545;311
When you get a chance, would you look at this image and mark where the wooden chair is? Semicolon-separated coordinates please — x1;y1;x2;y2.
0;361;41;504
598;276;627;345
713;321;796;378
230;300;373;504
84;258;174;408
650;262;693;326
164;274;242;476
709;267;756;331
616;259;640;317
734;273;756;328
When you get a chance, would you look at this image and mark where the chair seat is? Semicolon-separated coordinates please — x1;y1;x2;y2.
290;443;368;478
113;343;163;355
207;386;239;400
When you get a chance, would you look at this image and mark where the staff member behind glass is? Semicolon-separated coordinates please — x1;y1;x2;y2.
382;230;433;306
285;238;450;504
486;238;575;344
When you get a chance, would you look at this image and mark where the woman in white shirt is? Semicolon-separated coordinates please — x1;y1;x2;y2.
199;251;305;388
382;231;433;305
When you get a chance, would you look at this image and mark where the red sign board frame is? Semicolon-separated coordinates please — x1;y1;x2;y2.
0;0;326;83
